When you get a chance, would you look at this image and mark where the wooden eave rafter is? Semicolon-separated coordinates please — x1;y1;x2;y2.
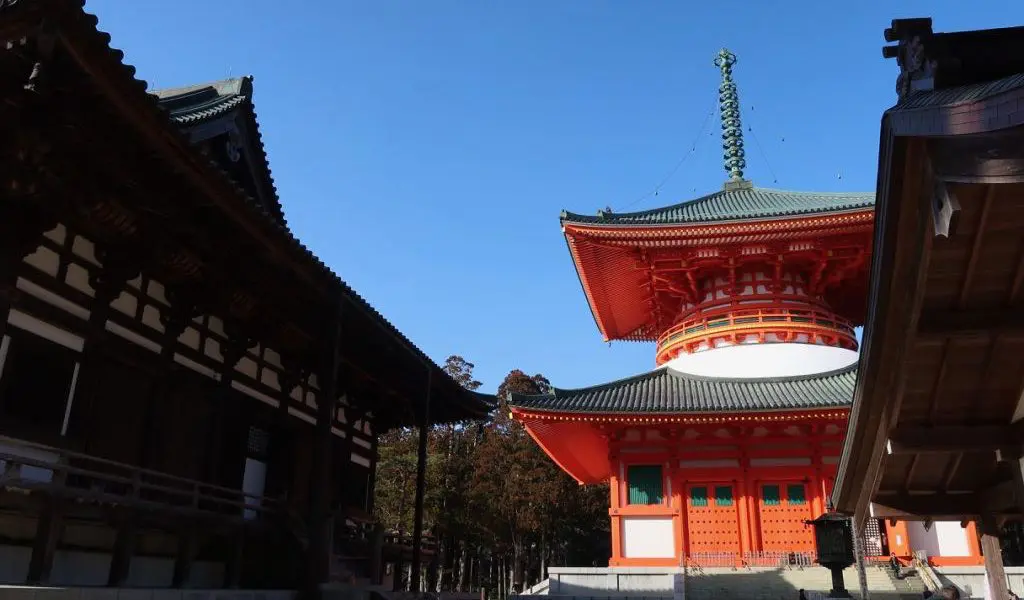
871;480;1020;520
834;88;1024;522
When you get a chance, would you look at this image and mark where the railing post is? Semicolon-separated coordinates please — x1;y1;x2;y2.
25;467;67;585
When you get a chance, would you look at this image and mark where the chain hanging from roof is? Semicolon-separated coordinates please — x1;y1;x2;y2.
714;48;746;181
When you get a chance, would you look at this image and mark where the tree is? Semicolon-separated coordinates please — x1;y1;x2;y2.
375;361;611;597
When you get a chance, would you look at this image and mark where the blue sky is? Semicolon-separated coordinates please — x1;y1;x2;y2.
85;1;1019;393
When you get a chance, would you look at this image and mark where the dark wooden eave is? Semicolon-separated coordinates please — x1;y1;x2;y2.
834;18;1024;523
0;0;493;428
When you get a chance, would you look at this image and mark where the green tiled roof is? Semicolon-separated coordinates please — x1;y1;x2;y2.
508;364;856;413
151;77;251;124
561;184;875;226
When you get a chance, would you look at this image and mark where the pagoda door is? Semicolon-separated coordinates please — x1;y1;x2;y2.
685;483;741;562
756;482;815;555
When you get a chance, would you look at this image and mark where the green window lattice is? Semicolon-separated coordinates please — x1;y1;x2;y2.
714;485;734;506
762;484;781;506
690;486;708;507
627;465;663;505
787;484;807;505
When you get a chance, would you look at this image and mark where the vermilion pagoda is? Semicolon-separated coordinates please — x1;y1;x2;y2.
510;49;983;569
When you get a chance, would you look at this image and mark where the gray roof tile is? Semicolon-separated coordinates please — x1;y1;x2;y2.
509;364;856;413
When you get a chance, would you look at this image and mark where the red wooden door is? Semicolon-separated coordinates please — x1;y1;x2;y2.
685;483;741;559
757;482;815;554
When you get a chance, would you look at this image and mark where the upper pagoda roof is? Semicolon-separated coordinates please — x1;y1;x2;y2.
561;184;875;228
508;363;856;414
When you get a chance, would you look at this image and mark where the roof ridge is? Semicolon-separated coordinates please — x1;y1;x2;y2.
150;76;252;100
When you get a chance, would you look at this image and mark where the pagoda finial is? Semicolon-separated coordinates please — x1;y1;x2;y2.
714;48;746;182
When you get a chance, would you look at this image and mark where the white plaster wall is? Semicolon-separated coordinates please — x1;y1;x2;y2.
663;343;858;378
907;521;971;557
621;517;675;559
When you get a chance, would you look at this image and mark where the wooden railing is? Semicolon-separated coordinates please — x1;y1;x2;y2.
0;436;283;519
656;306;857;362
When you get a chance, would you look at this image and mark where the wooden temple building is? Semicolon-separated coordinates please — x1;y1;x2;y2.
509;49;985;569
0;0;491;592
833;18;1024;599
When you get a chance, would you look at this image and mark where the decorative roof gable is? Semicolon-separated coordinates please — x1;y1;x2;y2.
152;77;286;226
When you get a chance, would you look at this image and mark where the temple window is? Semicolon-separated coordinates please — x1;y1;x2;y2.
690;486;708;507
626;464;663;505
762;484;781;506
0;329;79;436
786;483;807;505
714;485;734;506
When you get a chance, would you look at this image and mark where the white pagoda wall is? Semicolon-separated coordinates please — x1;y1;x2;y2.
663;342;858;378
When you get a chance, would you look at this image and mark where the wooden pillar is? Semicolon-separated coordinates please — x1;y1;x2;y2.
26;468;69;584
66;247;140;448
106;514;137;586
171;526;200;588
139;290;197;469
409;371;432;593
979;516;1010;600
26;499;64;584
225;526;246;588
270;362;303;499
366;424;379;515
206;323;253;485
304;303;343;597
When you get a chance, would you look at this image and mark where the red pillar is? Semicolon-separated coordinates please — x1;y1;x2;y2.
608;454;622;566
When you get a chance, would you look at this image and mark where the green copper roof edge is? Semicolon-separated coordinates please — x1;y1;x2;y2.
561;189;876;227
508;360;858;406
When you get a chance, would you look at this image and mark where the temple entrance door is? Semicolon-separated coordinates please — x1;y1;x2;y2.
685;482;741;563
757;481;815;555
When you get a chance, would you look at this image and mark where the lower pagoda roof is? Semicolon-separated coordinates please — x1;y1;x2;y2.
508;363;857;414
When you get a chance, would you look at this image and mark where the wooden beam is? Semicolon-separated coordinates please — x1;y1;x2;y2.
872;481;1019;519
917;308;1024;339
928;129;1024;184
958;185;993;307
888;424;1024;454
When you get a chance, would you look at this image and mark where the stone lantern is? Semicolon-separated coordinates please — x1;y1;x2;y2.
806;512;856;598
